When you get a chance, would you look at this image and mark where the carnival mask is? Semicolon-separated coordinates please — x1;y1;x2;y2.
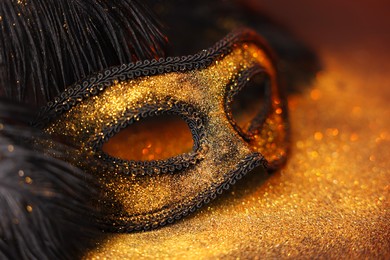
33;28;289;231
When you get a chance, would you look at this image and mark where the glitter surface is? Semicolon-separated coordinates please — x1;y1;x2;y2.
83;2;389;258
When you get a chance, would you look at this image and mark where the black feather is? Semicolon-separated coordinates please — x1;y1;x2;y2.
0;99;102;260
0;0;167;107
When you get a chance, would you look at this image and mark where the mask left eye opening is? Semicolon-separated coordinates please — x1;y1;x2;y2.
90;102;207;175
101;113;194;161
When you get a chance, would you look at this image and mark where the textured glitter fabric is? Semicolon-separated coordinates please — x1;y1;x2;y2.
83;3;389;259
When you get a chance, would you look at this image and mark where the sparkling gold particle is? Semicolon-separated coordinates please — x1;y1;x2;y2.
18;170;24;177
314;131;323;140
7;145;14;152
310;88;322;100
16;0;27;5
326;128;339;137
26;205;33;213
25;177;32;184
350;133;359;141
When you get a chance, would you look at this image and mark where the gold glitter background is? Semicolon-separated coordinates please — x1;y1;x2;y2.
85;1;389;258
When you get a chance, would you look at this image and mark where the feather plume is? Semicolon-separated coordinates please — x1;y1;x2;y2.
0;0;167;107
0;99;102;260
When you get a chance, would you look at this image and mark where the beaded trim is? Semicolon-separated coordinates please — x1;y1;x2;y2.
32;28;275;128
103;153;268;232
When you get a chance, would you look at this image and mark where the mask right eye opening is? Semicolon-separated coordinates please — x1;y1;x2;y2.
224;66;272;141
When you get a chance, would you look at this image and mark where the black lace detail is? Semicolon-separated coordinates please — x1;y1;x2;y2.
32;28;272;128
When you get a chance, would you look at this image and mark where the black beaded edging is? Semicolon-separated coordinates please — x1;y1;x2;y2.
31;27;277;177
106;152;268;232
32;27;276;128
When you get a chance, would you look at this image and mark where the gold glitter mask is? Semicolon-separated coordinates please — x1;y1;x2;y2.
34;28;289;231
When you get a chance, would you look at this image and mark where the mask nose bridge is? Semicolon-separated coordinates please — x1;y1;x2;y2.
205;109;255;159
190;72;255;157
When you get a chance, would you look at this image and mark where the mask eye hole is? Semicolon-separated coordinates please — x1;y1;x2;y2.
229;72;270;134
101;114;194;161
